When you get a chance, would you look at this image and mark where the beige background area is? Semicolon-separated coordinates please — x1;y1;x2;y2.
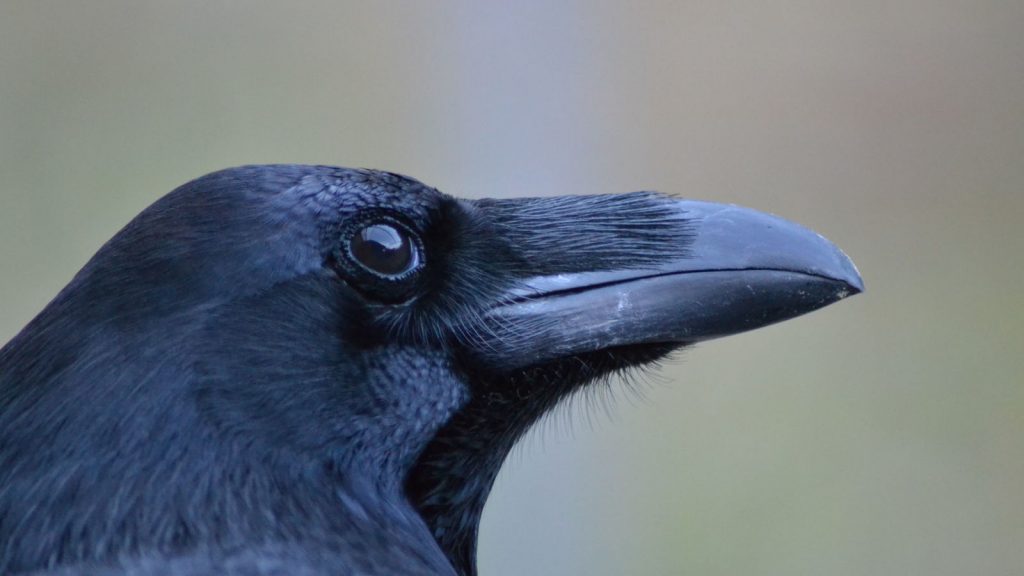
1;2;1021;575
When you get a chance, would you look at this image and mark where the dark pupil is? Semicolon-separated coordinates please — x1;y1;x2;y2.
351;224;414;276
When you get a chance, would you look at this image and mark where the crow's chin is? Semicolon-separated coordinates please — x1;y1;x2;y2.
458;342;684;402
527;342;683;382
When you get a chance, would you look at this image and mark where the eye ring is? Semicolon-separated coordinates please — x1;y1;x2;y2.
332;213;426;304
347;221;420;278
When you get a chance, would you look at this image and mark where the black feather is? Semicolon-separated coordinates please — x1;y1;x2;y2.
1;164;855;576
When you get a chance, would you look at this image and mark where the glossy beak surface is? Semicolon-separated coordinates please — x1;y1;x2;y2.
480;200;862;370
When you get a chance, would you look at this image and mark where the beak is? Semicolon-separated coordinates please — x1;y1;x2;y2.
478;200;863;371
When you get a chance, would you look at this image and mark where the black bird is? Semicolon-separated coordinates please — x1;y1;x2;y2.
0;165;862;575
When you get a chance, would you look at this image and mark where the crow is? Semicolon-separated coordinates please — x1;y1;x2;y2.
0;165;862;575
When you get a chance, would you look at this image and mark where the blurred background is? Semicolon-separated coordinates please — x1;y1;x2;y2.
1;2;1021;574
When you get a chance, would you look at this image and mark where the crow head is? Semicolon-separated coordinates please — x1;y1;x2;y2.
0;165;861;575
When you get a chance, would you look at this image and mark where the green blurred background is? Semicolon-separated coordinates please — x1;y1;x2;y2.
1;2;1021;574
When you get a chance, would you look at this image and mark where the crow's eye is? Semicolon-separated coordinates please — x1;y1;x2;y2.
349;223;419;278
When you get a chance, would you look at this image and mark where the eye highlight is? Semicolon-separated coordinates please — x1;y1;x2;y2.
349;223;419;277
332;213;426;304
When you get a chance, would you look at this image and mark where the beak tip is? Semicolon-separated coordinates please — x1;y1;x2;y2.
829;247;865;297
833;281;861;302
844;272;865;296
681;199;865;299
